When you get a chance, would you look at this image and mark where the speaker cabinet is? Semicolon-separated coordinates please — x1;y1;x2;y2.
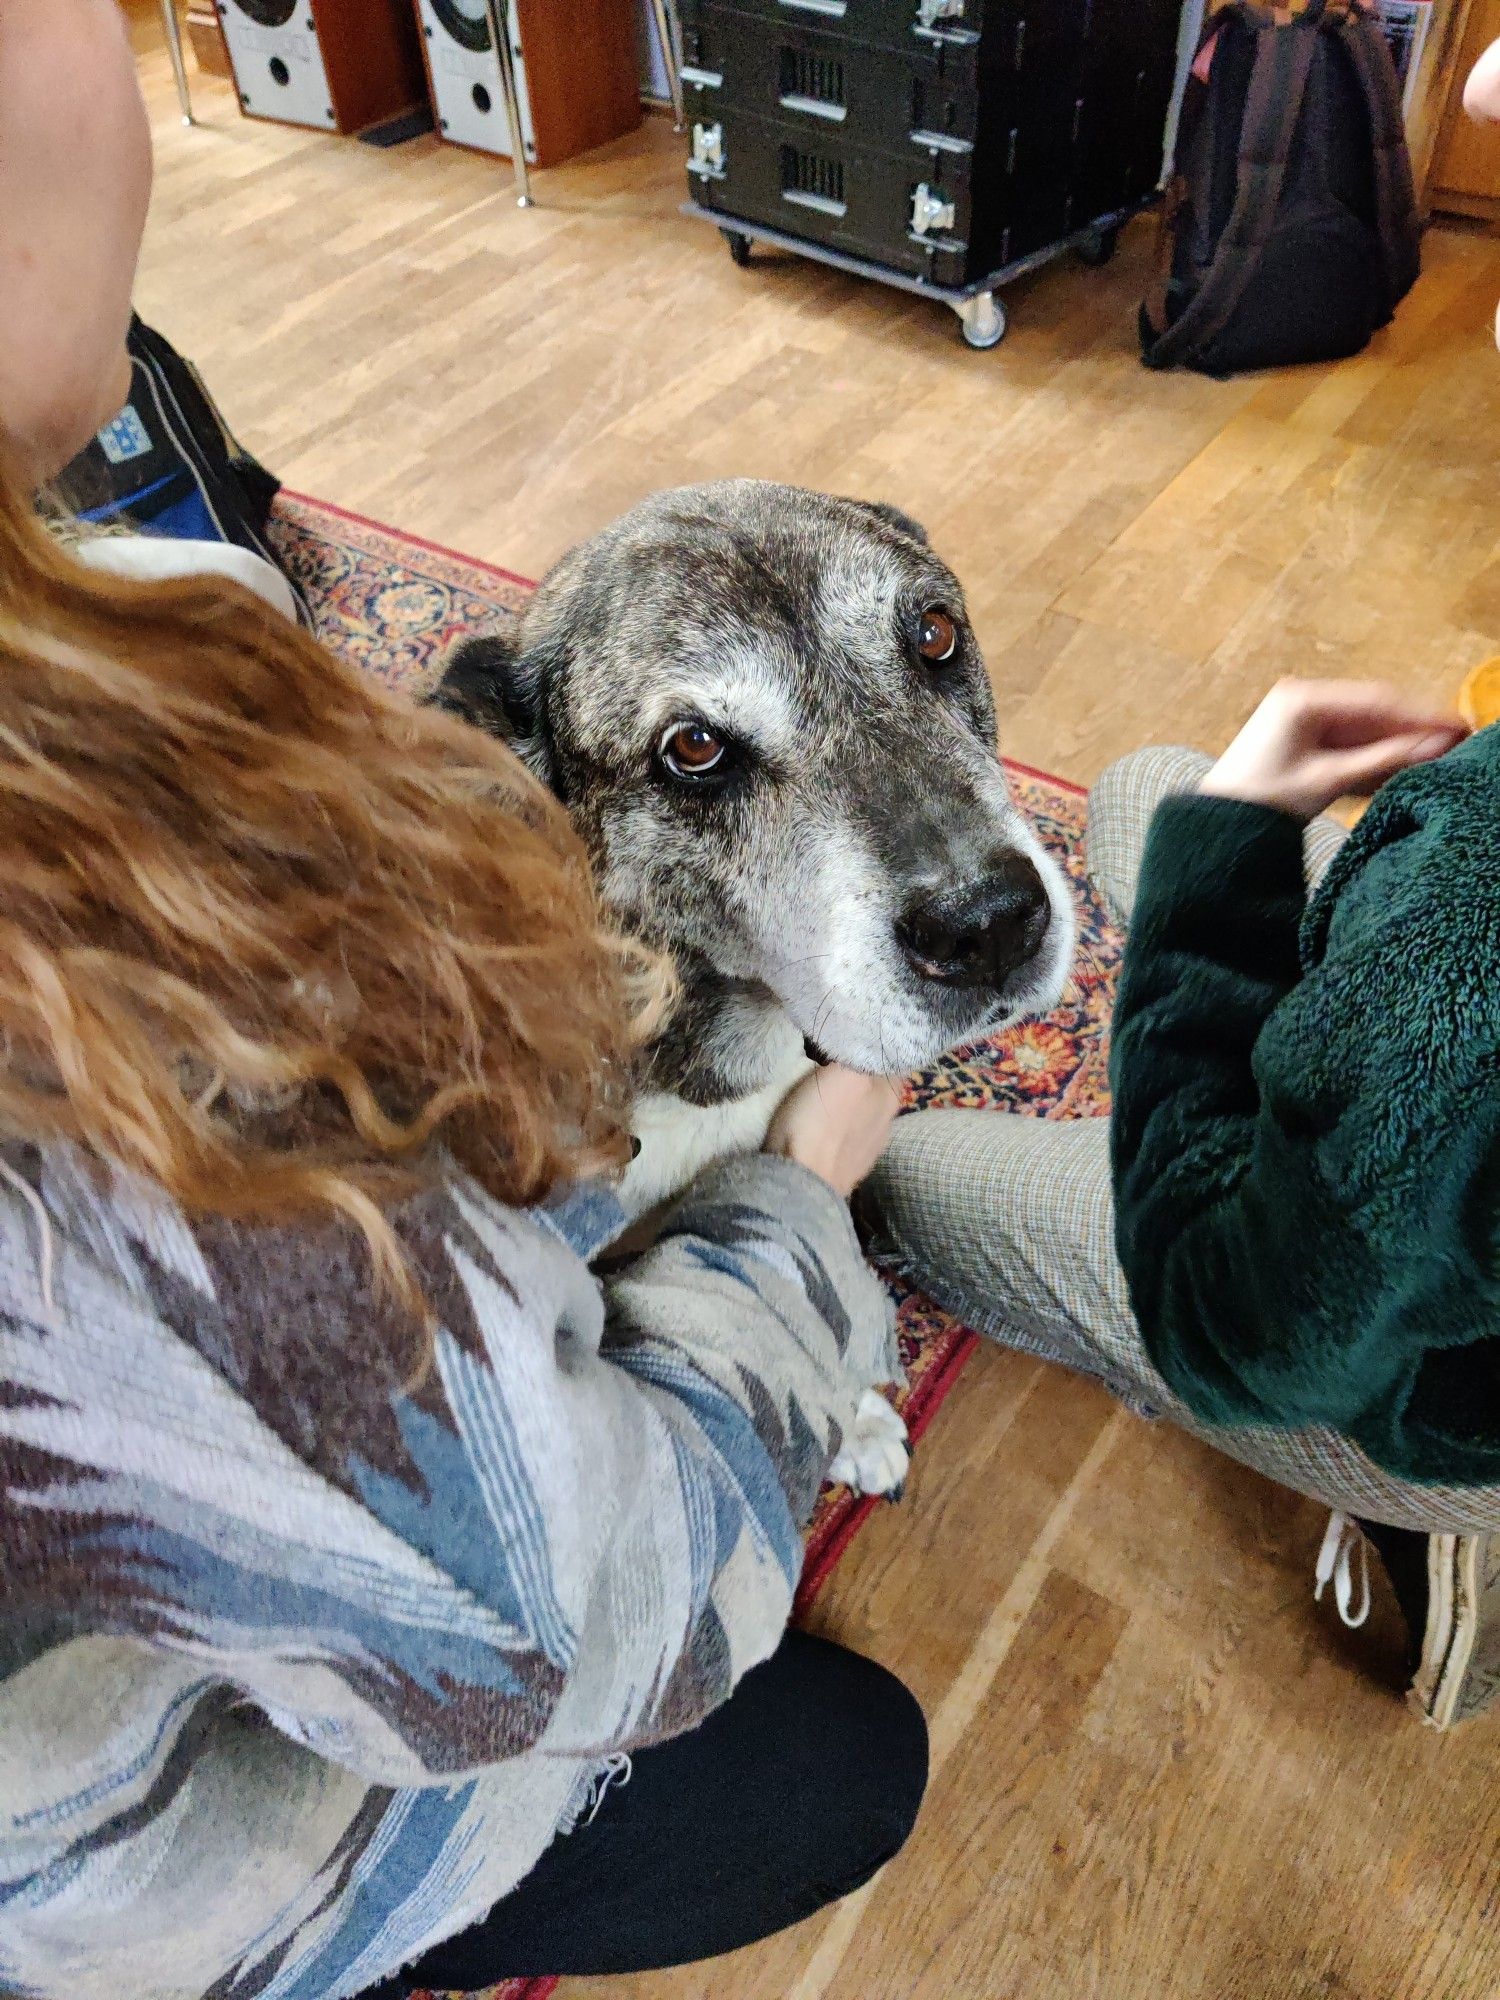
219;0;426;135
415;0;642;169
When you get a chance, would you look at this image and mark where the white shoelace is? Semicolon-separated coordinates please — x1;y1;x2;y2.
1314;1511;1371;1628
582;1752;633;1827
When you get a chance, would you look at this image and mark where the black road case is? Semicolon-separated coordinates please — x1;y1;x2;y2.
678;0;1185;346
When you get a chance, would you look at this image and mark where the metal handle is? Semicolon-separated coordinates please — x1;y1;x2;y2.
779;93;848;121
680;64;724;88
783;186;848;216
910;127;974;155
777;0;848;17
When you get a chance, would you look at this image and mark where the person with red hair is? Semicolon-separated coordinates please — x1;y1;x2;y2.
0;7;926;1995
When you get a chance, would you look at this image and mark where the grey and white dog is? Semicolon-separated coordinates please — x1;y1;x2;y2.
432;479;1074;1488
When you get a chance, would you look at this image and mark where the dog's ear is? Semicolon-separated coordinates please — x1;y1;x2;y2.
430;631;558;792
854;500;931;547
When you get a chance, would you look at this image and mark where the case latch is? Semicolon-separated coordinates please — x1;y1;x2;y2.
910;182;956;236
689;121;725;176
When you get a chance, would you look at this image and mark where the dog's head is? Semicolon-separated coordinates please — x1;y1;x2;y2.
434;479;1073;1090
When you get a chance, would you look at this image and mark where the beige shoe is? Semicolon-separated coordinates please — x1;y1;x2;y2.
1410;1534;1500;1727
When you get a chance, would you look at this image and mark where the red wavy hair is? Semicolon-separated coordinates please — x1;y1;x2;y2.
0;455;662;1294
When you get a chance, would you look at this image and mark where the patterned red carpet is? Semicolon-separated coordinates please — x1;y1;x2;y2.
268;491;1122;2000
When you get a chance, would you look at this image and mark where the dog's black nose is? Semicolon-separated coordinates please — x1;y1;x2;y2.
895;854;1050;991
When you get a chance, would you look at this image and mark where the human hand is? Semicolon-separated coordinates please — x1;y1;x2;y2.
1199;679;1468;821
764;1063;903;1198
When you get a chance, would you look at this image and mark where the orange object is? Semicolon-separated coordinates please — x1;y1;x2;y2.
1458;656;1500;730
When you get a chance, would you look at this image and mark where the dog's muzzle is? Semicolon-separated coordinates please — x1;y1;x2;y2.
894;852;1051;993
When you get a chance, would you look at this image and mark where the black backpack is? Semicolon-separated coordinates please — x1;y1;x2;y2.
50;316;311;624
1140;0;1421;376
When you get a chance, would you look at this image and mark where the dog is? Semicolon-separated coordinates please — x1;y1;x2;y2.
432;479;1075;1491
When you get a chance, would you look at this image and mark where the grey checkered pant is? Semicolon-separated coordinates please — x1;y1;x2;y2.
867;747;1500;1535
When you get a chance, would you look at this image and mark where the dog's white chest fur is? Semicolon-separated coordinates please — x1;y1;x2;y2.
617;1042;910;1499
619;1048;814;1221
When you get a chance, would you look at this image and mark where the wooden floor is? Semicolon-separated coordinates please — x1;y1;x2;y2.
129;19;1500;2000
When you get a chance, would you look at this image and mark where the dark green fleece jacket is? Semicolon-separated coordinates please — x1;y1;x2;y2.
1110;727;1500;1487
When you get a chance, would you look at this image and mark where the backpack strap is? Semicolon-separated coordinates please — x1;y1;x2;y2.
1140;173;1184;350
1333;7;1421;312
1142;12;1321;371
1142;3;1228;344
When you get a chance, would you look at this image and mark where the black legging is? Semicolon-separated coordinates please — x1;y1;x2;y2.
371;1631;928;1987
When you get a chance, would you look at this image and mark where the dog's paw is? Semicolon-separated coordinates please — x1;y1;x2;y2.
828;1388;910;1498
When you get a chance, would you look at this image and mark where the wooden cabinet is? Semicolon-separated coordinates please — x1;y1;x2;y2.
1426;0;1500;219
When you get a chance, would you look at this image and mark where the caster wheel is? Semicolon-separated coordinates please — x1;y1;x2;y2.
1076;223;1121;267
959;295;1007;349
721;228;753;267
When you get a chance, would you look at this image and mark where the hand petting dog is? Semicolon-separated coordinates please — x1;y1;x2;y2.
764;1064;903;1198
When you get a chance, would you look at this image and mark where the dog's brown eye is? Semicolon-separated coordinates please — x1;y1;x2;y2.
918;608;958;664
660;722;727;779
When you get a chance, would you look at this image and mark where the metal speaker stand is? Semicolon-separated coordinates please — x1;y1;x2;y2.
159;0;195;126
479;0;533;206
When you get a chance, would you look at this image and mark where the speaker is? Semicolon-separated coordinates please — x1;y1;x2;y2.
415;0;535;162
219;0;427;135
415;0;642;170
